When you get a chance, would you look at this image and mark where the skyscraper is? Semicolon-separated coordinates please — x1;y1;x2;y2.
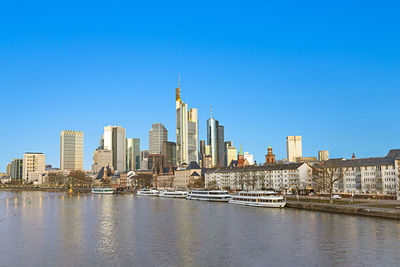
126;138;140;171
176;75;199;165
149;123;168;154
92;149;113;172
60;130;84;170
287;136;302;162
207;111;225;167
103;126;126;172
10;159;23;180
161;141;177;168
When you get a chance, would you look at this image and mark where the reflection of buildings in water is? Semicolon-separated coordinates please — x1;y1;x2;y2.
96;196;117;255
175;201;198;265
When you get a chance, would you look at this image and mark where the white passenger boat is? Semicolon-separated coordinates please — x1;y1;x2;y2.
229;191;286;208
186;190;232;202
91;187;115;194
158;190;188;198
137;189;159;196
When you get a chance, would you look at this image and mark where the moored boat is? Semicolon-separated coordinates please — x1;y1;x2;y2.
91;187;115;194
158;190;188;198
137;189;159;196
186;190;231;202
229;191;286;208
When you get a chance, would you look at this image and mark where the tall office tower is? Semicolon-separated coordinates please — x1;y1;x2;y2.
224;141;233;166
199;140;206;168
287;136;302;162
207;111;225;167
23;153;45;181
161;141;177;168
149;123;168;154
92;149;113;173
6;163;12;176
126;138;140;171
103;126;126;172
225;142;237;167
60;130;84;171
318;150;329;161
176;75;199;165
10;159;23;179
140;150;149;170
244;152;254;165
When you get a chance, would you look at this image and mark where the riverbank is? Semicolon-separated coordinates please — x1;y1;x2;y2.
286;201;400;220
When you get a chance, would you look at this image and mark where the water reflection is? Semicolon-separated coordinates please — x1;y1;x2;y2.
0;191;400;266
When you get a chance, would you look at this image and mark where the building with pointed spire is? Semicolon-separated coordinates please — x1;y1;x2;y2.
175;75;199;166
237;145;245;167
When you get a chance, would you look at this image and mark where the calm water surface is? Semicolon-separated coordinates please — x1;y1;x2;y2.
0;191;399;266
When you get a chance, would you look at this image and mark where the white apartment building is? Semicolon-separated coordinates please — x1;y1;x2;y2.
287;136;302;162
331;149;400;194
23;152;45;183
205;163;312;193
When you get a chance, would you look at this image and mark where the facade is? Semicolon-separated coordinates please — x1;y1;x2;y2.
207;116;225;167
161;141;177;168
174;161;202;190
149;123;168;154
6;163;11;177
318;150;329;161
60;130;84;170
244;152;254;166
92;149;113;173
287;136;302;162
10;159;23;179
326;149;400;194
226;142;237;167
103;126;126;172
23;153;45;182
296;157;318;163
126;138;140;171
140;150;149;170
205;163;313;192
199;140;206;168
176;77;199;165
265;146;276;164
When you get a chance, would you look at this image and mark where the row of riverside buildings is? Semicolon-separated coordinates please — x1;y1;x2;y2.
2;77;399;195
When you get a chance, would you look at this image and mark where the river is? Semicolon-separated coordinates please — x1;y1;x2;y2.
0;191;399;266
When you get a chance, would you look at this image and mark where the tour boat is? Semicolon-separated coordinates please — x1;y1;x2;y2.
158;190;188;198
91;187;115;194
137;189;159;196
186;190;232;202
229;191;286;208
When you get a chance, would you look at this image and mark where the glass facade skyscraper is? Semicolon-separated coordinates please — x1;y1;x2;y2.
207;116;225;167
126;138;140;171
149;123;168;155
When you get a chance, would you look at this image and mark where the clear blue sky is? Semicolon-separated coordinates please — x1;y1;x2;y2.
1;0;399;170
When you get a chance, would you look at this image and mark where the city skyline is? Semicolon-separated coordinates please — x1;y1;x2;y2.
1;1;400;170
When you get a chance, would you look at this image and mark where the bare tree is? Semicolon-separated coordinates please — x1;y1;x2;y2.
206;179;218;190
250;172;258;190
314;161;345;203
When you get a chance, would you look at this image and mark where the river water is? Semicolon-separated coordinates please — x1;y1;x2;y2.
0;191;399;266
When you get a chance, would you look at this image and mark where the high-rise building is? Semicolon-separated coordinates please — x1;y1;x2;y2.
140;150;149;170
6;163;12;177
161;141;177;168
23;153;45;181
199;140;206;168
287;136;302;162
207;112;225;167
10;159;23;179
149;123;168;154
103;126;126;172
244;152;254;165
226;143;237;167
318;150;329;161
126;138;140;171
60;130;84;171
92;149;113;173
176;76;199;165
